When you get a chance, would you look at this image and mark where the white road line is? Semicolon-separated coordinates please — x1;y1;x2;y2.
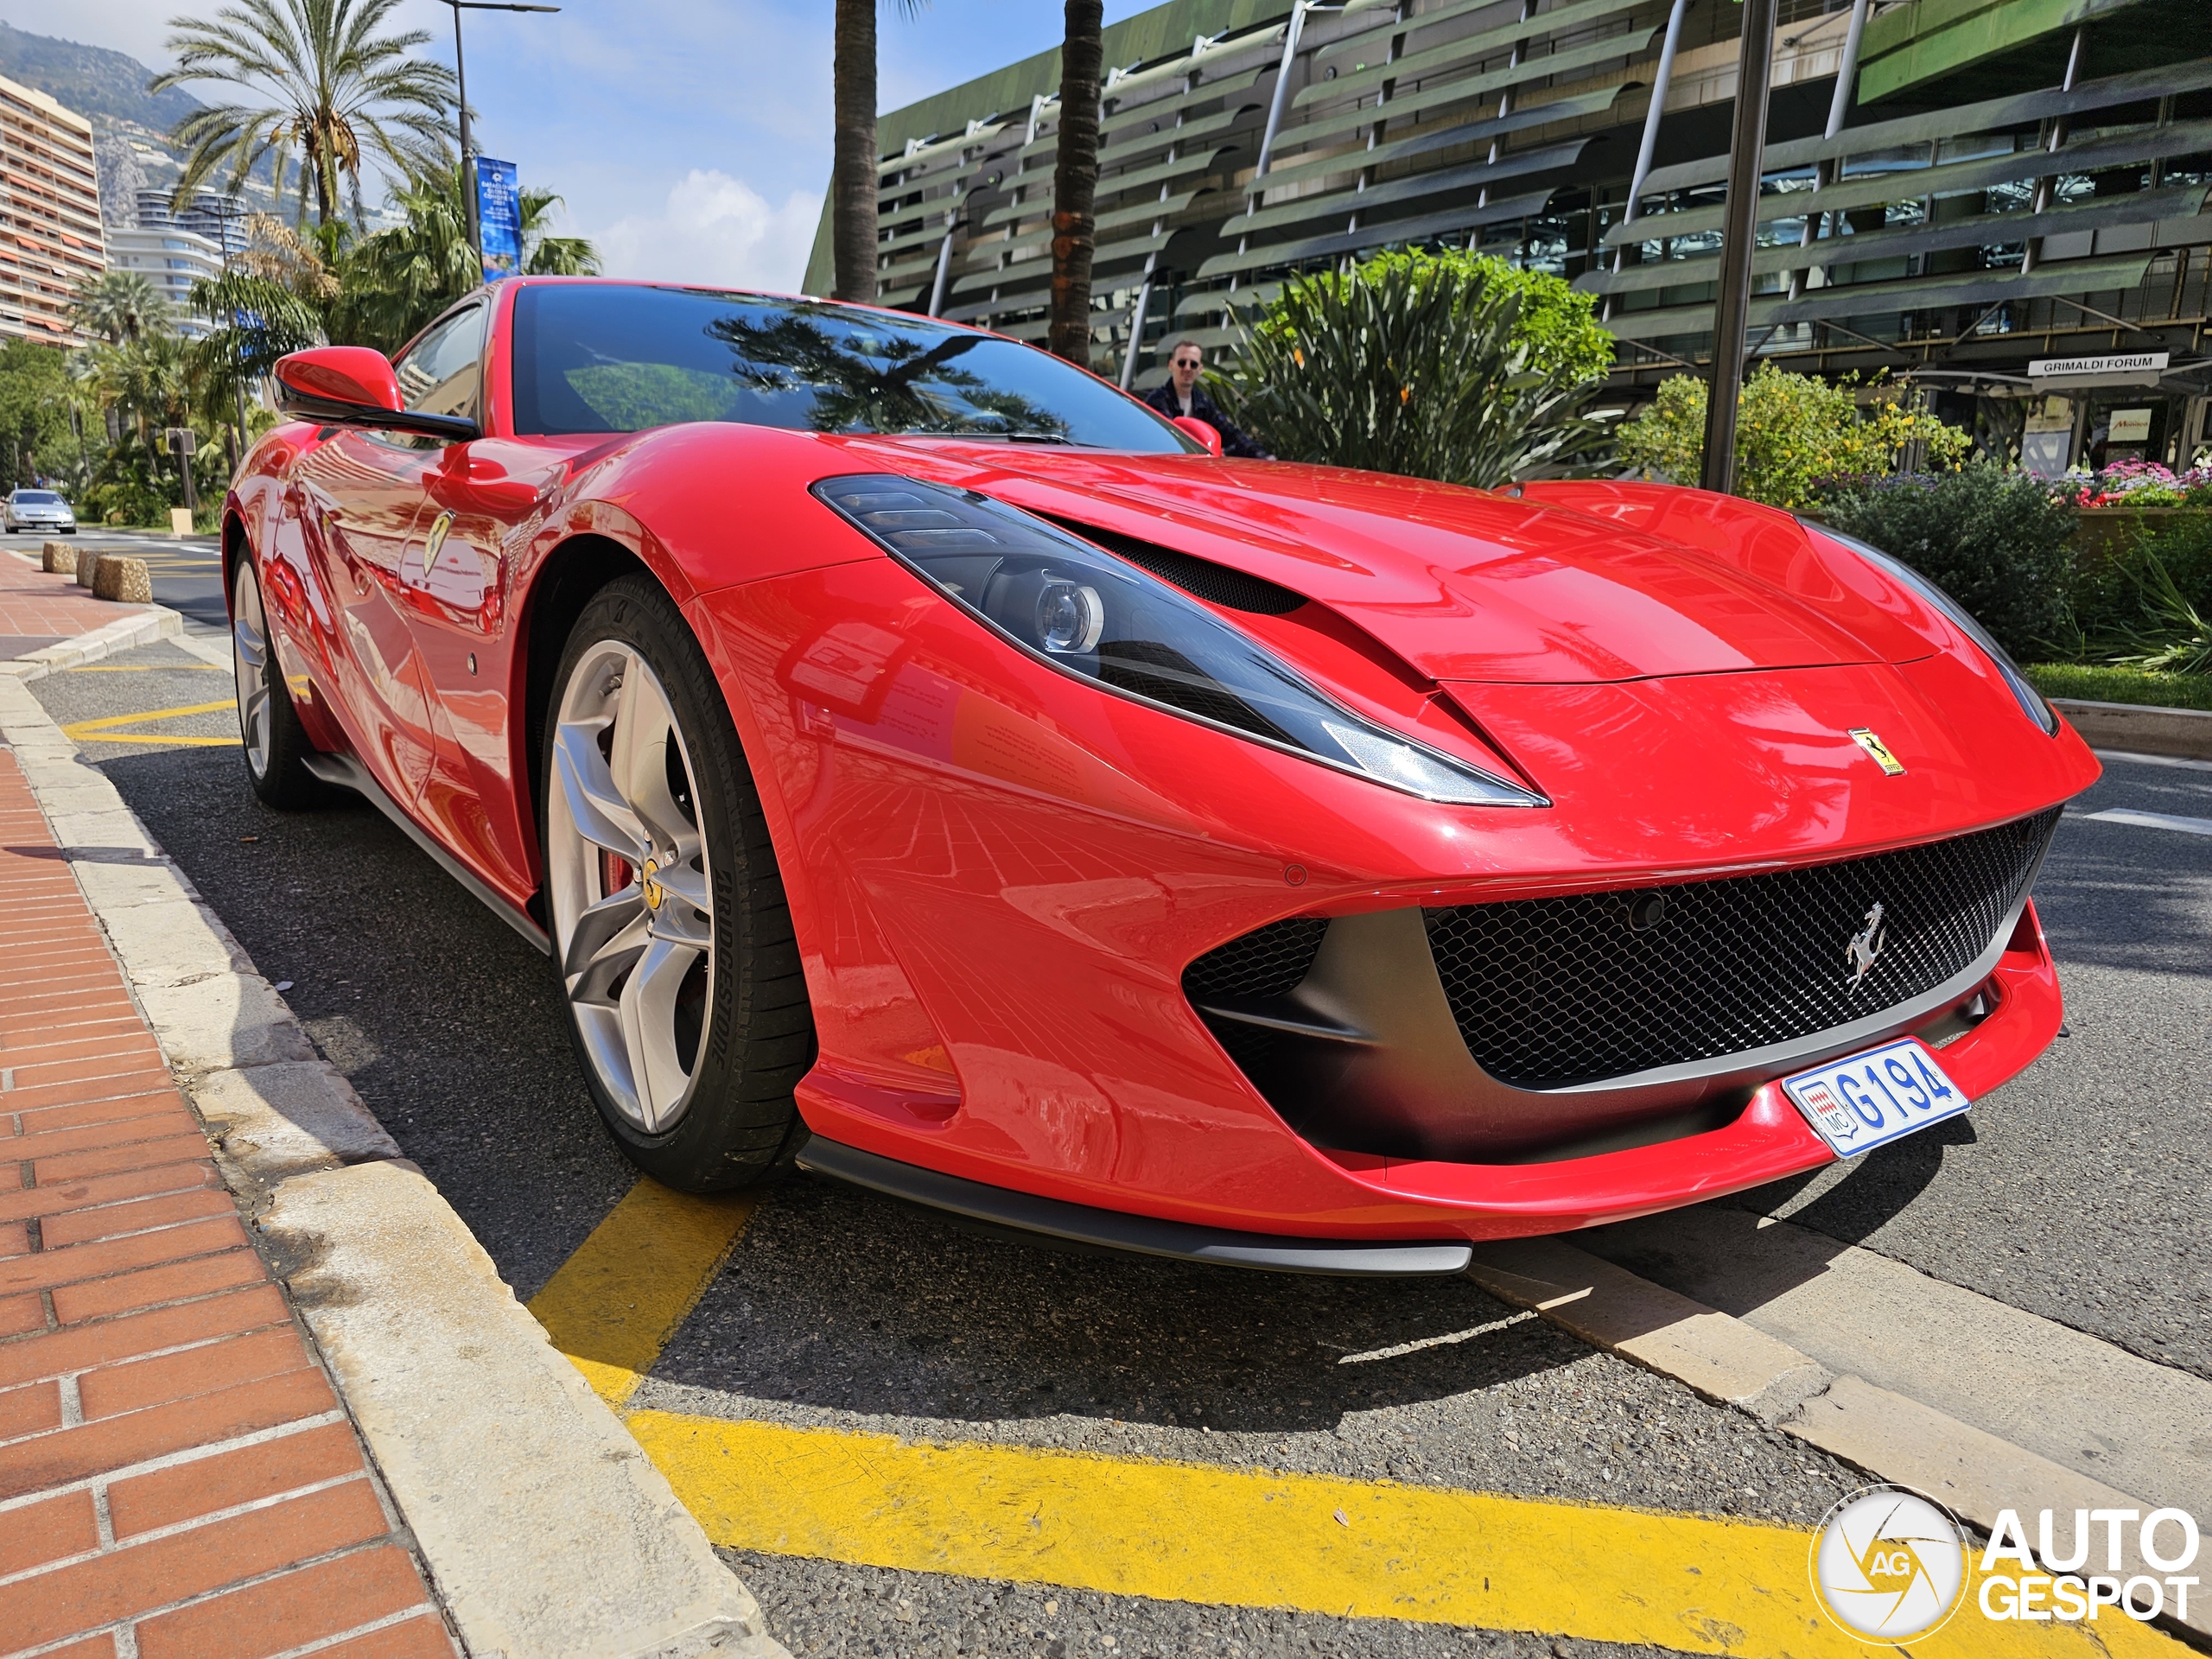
2083;806;2212;836
2094;747;2212;773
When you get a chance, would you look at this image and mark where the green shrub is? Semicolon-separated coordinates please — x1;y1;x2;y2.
1212;250;1613;487
2108;550;2212;677
1617;365;1969;511
2064;512;2212;659
2024;662;2212;712
1811;464;2074;660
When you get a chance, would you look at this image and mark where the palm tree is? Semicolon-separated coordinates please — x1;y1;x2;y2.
831;0;928;303
155;0;457;226
334;165;599;352
521;188;599;276
70;271;174;347
1047;0;1103;367
238;212;343;306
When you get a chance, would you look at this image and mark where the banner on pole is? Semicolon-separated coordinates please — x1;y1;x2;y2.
476;157;523;280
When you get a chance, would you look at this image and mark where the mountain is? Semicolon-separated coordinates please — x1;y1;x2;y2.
0;20;200;130
0;20;274;224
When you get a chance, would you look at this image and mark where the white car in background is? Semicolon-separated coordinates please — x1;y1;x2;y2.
4;489;76;534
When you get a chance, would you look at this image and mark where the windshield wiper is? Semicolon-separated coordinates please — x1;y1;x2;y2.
893;429;1086;446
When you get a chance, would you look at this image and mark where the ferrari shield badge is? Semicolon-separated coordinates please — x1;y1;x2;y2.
1848;728;1906;775
423;511;456;575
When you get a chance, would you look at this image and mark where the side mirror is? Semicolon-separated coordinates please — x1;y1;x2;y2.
1171;416;1224;457
273;347;480;443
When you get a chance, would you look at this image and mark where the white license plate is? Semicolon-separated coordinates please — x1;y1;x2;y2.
1780;1037;1971;1158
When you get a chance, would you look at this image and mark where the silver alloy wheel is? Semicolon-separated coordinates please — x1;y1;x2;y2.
547;639;715;1133
232;561;275;778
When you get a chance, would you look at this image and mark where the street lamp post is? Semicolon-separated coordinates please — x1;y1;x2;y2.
438;1;561;265
1700;0;1780;495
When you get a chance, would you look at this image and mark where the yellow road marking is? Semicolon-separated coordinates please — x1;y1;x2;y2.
629;1413;2173;1656
61;697;240;747
526;1178;756;1409
537;1187;2184;1653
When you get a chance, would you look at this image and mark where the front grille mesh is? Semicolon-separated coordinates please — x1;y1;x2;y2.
1422;810;2058;1087
1184;917;1328;1001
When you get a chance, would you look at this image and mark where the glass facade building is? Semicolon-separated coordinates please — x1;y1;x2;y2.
804;0;2212;471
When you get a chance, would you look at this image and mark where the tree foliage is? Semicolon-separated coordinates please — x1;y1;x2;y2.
1213;250;1615;487
188;270;327;418
156;0;455;225
1335;248;1614;385
333;166;600;353
70;271;173;347
0;342;79;490
1616;365;1969;511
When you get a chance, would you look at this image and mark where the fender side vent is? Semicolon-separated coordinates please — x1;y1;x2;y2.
1045;518;1309;616
1183;917;1329;1001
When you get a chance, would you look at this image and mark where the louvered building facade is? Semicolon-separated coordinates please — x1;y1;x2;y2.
804;0;2212;474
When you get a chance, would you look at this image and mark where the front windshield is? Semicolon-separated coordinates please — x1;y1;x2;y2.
510;282;1193;452
13;491;60;505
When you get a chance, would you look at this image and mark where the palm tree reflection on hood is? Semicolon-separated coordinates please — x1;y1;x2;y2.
706;311;1072;440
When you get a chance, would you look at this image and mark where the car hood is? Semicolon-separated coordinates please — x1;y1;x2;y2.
846;446;1930;685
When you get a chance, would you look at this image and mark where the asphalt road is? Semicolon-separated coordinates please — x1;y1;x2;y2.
27;639;2211;1651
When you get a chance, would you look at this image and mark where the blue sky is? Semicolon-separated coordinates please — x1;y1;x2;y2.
10;1;1156;290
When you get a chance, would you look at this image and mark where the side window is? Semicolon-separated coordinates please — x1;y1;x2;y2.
393;305;487;423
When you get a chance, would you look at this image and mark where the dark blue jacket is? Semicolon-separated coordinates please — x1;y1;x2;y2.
1142;381;1268;459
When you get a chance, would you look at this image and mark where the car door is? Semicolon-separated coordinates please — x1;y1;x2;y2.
398;430;551;906
290;424;440;805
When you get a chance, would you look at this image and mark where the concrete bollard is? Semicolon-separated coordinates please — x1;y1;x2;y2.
41;541;77;576
74;550;100;587
92;556;153;604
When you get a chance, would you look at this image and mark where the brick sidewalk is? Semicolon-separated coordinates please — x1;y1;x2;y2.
0;550;134;661
0;747;458;1658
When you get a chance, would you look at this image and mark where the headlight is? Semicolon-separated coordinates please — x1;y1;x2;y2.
816;474;1546;808
1802;519;2057;737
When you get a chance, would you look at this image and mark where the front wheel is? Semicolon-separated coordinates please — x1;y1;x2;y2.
543;576;814;1191
232;552;325;809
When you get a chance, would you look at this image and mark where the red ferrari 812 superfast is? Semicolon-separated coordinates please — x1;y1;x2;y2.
232;278;2098;1275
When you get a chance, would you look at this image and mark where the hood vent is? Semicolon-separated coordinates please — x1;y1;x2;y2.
1045;518;1308;616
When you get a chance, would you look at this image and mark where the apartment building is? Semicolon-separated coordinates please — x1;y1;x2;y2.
135;188;251;258
104;223;224;338
0;72;105;346
811;0;2212;469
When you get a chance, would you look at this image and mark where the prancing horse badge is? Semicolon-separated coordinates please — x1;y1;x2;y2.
1848;728;1906;776
423;510;456;575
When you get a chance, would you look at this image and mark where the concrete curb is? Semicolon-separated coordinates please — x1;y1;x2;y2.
0;601;182;681
0;651;789;1657
1467;1238;2212;1638
2054;696;2212;761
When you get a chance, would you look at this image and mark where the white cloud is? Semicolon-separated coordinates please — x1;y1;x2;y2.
592;170;822;296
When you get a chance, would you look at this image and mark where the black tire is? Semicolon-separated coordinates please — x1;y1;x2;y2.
231;550;327;810
543;575;816;1191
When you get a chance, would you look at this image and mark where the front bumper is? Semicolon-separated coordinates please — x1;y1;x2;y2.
801;902;2061;1260
804;902;2061;1265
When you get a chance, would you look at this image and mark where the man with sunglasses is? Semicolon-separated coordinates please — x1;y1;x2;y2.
1142;340;1268;458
